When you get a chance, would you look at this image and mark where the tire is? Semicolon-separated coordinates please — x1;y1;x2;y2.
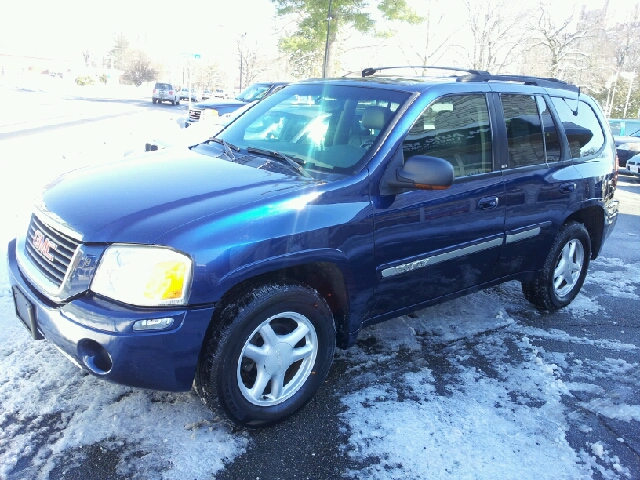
171;99;176;105
521;221;591;312
176;99;180;105
152;98;157;104
195;283;336;427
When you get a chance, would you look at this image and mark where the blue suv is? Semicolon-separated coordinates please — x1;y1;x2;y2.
8;68;619;426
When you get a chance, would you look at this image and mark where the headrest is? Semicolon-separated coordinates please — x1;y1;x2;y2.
434;110;455;130
362;106;390;130
509;116;532;138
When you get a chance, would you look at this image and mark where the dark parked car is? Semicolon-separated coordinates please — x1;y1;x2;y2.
608;118;640;168
187;81;287;125
8;68;618;427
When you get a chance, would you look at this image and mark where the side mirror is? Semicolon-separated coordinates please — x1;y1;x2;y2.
386;155;454;192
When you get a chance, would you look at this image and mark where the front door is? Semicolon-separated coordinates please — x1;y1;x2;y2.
371;93;505;318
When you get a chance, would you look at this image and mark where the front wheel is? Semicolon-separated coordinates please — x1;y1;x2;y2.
195;283;335;427
522;222;591;311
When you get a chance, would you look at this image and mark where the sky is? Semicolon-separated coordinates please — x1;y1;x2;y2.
0;0;280;63
0;0;623;68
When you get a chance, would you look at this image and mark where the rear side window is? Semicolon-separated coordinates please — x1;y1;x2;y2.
551;97;605;158
500;94;545;168
403;94;493;177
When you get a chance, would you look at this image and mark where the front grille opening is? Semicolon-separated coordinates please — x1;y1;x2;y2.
24;214;80;287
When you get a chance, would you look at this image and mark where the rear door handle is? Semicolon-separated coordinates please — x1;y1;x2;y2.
559;182;576;194
478;196;499;210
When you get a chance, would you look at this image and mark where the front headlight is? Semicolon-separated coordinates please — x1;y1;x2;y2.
91;245;193;307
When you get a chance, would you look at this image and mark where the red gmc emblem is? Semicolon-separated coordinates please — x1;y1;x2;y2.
32;230;57;262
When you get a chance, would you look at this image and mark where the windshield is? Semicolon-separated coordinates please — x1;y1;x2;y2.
215;83;410;176
236;84;272;102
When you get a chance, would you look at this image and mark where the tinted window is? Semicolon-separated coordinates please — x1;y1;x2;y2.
501;94;545;168
403;94;493;177
551;97;605;158
536;96;561;162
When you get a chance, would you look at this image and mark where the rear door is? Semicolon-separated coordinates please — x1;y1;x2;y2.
490;90;581;277
371;92;505;317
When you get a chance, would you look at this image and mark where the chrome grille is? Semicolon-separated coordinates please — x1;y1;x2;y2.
24;214;80;287
189;109;202;121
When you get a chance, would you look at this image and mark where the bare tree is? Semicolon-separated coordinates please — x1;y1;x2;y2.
237;36;270;89
604;5;640;116
396;0;461;68
463;0;532;73
81;50;90;68
529;1;595;79
122;50;157;87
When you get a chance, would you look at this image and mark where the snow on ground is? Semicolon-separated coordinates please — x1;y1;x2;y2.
337;282;639;480
1;94;639;479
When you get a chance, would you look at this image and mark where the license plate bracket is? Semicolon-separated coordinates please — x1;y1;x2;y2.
12;286;44;340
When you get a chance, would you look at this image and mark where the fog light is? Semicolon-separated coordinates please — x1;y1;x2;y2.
78;339;112;374
133;317;174;331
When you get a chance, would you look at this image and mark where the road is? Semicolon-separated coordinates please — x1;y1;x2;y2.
0;86;638;480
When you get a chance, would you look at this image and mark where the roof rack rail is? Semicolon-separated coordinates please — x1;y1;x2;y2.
361;66;490;78
457;73;579;93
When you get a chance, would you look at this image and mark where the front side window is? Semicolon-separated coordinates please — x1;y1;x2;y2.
501;94;545;168
551;97;605;158
215;84;410;175
402;94;493;177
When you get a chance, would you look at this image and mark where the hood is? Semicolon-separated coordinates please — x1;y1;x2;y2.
614;135;640;146
39;148;309;244
194;99;246;109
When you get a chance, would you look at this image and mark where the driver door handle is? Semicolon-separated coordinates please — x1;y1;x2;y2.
478;196;499;210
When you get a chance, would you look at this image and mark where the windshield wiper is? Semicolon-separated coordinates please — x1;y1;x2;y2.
206;137;240;160
627;127;640;137
246;147;312;178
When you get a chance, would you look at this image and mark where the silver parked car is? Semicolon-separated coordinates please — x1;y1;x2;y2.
152;82;180;105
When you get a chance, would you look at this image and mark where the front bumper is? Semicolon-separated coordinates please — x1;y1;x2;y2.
7;239;215;392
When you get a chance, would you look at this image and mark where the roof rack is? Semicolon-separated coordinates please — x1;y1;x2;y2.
457;73;579;93
361;66;490;78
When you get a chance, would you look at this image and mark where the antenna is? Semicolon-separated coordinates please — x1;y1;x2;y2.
573;86;581;116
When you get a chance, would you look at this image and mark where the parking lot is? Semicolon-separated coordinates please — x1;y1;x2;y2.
0;87;638;480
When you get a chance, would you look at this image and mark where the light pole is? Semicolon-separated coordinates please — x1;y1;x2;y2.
322;0;333;78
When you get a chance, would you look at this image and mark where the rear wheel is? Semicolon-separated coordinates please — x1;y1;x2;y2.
152;98;157;104
195;283;335;427
522;222;591;311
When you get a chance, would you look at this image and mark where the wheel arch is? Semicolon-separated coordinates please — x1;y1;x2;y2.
206;259;351;350
564;204;604;260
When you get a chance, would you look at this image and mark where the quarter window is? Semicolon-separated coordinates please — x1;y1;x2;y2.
501;94;545;168
403;94;493;177
536;96;561;162
551;97;605;158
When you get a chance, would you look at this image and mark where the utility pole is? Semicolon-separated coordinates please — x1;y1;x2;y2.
238;33;247;92
322;0;333;78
